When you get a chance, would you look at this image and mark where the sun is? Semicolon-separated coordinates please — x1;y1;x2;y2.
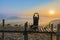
49;10;55;15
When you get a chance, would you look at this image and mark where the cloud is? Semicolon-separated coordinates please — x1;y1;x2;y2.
6;16;20;19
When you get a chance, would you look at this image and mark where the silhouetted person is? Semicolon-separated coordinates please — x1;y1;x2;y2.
33;13;39;30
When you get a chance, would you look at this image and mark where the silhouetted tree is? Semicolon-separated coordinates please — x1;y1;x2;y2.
14;24;18;27
7;24;11;27
19;24;21;27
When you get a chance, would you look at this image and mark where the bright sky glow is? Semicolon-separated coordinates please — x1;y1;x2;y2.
49;10;55;15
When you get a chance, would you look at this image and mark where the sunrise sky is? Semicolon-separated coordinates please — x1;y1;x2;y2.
0;0;60;25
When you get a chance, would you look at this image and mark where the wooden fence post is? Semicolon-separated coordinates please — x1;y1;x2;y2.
24;22;28;40
56;24;60;40
2;19;5;40
50;24;53;40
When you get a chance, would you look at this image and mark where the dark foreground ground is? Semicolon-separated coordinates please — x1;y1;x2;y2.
0;26;59;40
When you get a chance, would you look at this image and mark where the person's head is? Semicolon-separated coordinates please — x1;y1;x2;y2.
34;13;39;17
